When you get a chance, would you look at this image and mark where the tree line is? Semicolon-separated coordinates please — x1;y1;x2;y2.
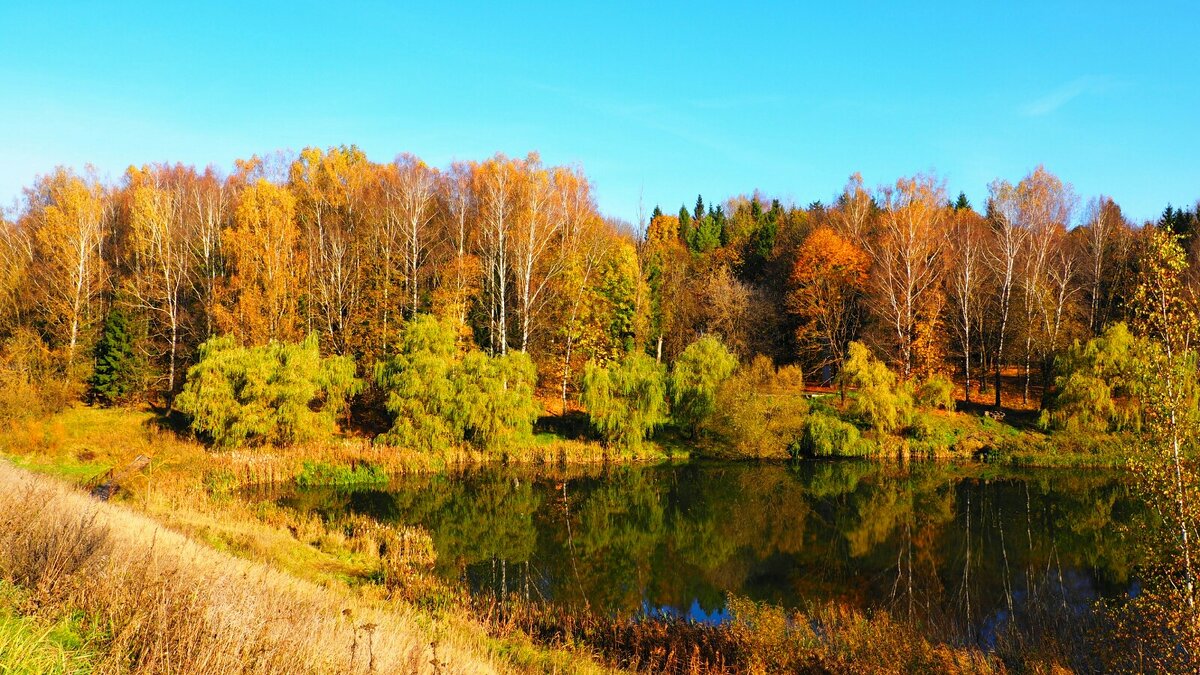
1;149;1197;422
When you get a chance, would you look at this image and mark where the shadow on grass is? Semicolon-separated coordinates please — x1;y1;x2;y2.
535;411;591;440
956;400;1041;431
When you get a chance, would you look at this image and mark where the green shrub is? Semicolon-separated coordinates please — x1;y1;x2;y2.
669;335;738;436
0;329;70;421
838;342;912;433
175;333;362;448
201;468;239;495
796;412;873;458
374;314;540;454
581;353;668;453
1041;323;1147;433
453;350;540;452
295;461;387;487
914;373;955;411
705;355;809;458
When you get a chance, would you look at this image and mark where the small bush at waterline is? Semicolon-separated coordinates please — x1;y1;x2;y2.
295;461;388;488
796;411;874;458
705;355;809;458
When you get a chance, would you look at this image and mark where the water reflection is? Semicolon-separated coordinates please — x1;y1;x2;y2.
274;461;1153;640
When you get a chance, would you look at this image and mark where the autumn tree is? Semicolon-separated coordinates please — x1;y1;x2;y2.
290;146;371;354
220;177;303;344
24;168;107;377
552;218;616;412
433;161;482;334
123;164;194;394
642;212;686;363
787;226;869;380
864;174;947;379
0;215;31;332
945;207;986;401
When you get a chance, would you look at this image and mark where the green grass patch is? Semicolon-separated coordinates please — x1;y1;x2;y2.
0;584;100;675
295;460;388;487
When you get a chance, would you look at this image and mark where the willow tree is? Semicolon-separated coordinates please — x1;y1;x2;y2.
374;314;539;454
175;333;361;448
581;352;667;453
669;335;738;437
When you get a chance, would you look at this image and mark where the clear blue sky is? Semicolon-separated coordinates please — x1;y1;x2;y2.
2;1;1198;225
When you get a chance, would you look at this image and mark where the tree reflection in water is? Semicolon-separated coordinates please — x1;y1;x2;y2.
276;461;1152;644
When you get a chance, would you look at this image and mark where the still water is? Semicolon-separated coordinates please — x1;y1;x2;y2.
273;462;1151;640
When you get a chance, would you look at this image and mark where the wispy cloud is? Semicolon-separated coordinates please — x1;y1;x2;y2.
685;94;786;111
520;80;766;167
1019;76;1111;117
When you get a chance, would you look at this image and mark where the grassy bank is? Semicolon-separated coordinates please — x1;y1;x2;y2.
0;461;508;673
0;404;1130;673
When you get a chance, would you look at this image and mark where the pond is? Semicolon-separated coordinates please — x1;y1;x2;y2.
270;461;1152;644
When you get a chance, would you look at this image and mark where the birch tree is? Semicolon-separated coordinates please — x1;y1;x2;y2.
290;146;369;354
946;207;986;402
864;174;947;379
188;167;232;340
25;168;107;374
1081;196;1121;334
124;165;193;394
475;155;520;354
985;179;1029;408
388;154;440;316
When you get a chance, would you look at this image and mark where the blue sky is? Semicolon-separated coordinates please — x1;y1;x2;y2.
2;2;1197;225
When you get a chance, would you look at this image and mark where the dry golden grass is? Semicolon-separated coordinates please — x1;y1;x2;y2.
0;461;507;674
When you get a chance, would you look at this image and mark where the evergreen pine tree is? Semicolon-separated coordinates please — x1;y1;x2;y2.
90;304;145;405
678;205;692;240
